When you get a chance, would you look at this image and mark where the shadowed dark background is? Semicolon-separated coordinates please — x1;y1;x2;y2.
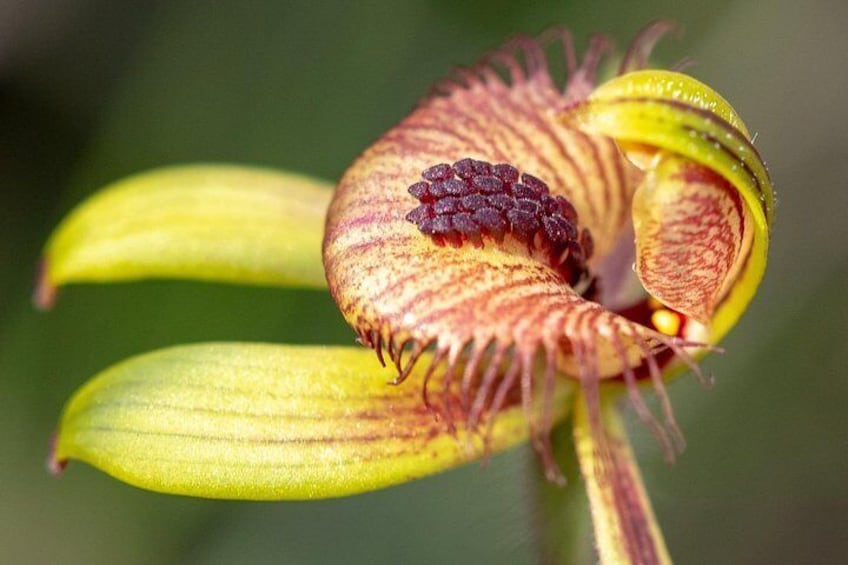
2;1;846;563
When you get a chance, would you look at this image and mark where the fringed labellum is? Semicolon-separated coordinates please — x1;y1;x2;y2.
35;20;774;565
323;24;773;476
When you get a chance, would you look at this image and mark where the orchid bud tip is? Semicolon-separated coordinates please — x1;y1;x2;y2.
33;258;58;311
46;432;68;476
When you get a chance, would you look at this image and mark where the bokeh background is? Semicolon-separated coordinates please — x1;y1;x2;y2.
2;1;847;563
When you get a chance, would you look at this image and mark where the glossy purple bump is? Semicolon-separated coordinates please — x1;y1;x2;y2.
452;212;479;235
422;163;453;182
471;175;504;194
473;208;507;233
516;198;542;215
429;181;448;198
539;195;558;215
506;209;540;237
492;163;519;183
444;178;468;196
408;181;430;200
471;159;492;176
418;217;436;234
511;183;537;199
580;228;594;260
472;207;500;221
405;158;594;287
487;194;514;211
542;217;568;244
553;216;578;240
460;194;488;211
406;204;433;224
558;197;578;223
431;215;453;234
521;173;548;194
434;197;460;215
453;158;476;179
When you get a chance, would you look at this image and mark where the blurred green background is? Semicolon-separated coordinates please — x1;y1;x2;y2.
2;1;846;563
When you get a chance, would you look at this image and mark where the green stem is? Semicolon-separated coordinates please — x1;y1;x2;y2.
573;388;671;565
531;420;593;565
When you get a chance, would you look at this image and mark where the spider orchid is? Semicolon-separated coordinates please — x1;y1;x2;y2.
38;22;772;564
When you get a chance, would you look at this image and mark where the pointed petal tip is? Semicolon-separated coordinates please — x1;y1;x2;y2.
33;258;58;311
46;432;68;476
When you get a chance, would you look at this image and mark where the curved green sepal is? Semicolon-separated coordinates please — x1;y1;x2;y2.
562;70;773;341
51;343;572;500
36;165;333;308
579;69;750;136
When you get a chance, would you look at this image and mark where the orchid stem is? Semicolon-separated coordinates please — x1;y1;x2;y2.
532;420;593;565
573;388;672;565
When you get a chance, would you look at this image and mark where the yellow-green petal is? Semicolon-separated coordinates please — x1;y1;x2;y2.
563;70;774;342
51;343;572;500
36;164;333;308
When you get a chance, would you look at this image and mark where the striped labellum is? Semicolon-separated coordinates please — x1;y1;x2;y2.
34;20;775;565
322;22;773;478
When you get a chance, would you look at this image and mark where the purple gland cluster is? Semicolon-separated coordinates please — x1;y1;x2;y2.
405;158;594;286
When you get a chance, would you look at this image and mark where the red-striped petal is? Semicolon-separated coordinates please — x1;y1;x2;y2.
323;32;691;437
633;156;747;324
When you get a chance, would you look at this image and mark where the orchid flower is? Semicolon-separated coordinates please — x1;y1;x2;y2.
38;22;772;564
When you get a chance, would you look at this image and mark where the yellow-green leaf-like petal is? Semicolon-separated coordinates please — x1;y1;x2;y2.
562;70;773;342
52;343;573;500
36;164;333;308
578;69;750;136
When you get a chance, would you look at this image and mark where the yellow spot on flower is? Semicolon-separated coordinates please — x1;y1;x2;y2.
651;309;681;336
